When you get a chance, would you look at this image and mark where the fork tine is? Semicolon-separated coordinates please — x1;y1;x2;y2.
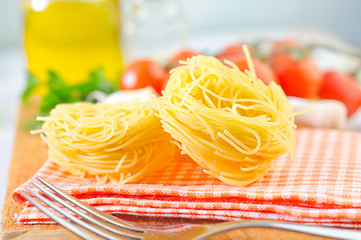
26;187;138;240
31;180;143;239
21;192;101;240
35;175;143;232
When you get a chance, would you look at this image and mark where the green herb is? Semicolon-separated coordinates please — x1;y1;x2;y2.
22;73;39;103
22;68;118;117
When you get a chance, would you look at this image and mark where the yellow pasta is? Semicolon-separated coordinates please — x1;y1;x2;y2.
35;100;176;184
157;55;296;186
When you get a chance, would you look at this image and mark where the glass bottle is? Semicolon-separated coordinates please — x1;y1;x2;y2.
122;0;188;63
23;0;123;85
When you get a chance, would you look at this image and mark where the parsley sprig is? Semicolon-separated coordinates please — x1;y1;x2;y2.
22;69;118;117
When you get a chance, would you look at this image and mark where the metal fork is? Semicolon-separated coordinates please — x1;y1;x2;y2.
21;176;361;240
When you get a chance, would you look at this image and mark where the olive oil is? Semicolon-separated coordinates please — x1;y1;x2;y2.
24;0;122;85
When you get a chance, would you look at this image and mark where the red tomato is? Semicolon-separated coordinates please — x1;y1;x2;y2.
271;54;323;98
270;38;304;74
269;38;322;98
217;43;257;60
120;59;168;95
319;71;361;116
220;54;279;85
270;39;302;74
217;44;244;59
168;49;198;69
270;53;294;74
272;38;300;51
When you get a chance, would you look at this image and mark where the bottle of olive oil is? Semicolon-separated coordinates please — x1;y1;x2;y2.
23;0;123;85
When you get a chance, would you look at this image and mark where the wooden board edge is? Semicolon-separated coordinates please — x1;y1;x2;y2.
0;228;81;240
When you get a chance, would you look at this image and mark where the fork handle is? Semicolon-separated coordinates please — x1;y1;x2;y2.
194;220;361;240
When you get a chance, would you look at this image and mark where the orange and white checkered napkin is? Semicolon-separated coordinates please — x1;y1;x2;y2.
12;128;361;227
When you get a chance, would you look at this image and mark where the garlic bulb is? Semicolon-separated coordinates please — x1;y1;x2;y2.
288;97;347;129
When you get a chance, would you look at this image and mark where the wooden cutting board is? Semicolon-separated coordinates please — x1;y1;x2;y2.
0;99;334;240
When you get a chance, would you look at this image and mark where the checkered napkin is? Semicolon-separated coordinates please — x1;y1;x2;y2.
12;128;361;227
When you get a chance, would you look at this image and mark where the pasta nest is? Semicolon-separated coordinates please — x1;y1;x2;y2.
158;55;296;186
38;100;175;184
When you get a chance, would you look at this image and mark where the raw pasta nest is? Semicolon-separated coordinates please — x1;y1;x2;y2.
37;100;175;184
158;55;296;186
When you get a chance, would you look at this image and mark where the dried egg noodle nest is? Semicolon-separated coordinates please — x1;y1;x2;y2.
36;100;175;184
158;55;296;186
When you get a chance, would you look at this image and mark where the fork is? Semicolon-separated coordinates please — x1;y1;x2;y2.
21;176;361;240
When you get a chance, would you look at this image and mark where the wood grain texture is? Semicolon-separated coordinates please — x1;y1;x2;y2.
0;100;334;239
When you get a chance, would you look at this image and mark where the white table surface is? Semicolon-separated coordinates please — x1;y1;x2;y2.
1;28;360;227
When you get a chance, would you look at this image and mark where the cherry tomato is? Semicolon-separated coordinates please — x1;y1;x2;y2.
270;39;303;74
217;44;244;59
219;54;279;85
217;43;257;60
270;53;323;98
272;38;300;52
120;59;168;95
270;53;294;74
168;49;198;69
319;71;361;116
